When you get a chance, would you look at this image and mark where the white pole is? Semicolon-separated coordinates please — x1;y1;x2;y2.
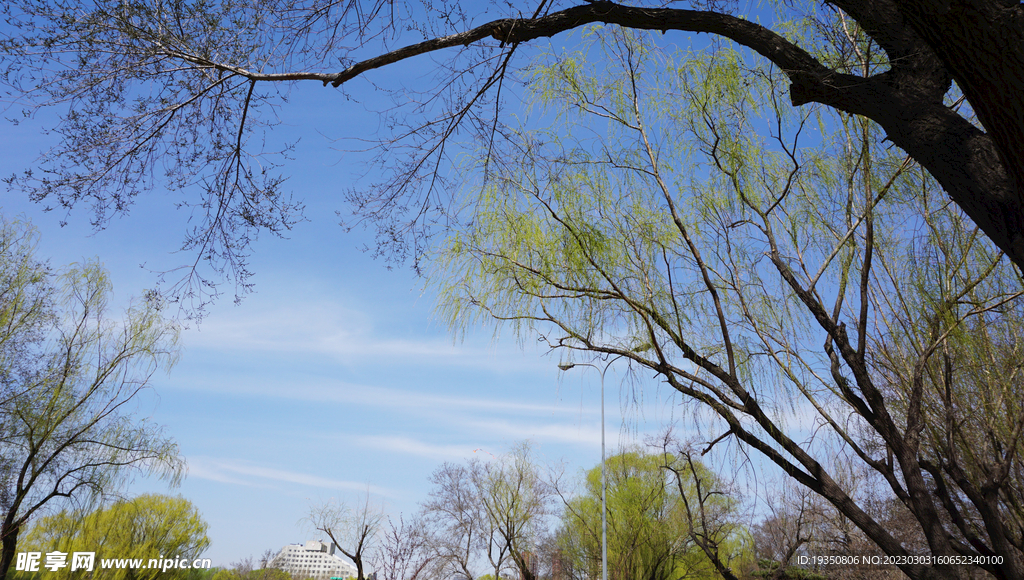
600;368;607;580
558;360;617;580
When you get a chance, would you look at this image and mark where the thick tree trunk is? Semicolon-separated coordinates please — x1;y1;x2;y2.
0;522;19;580
511;547;535;580
894;0;1024;272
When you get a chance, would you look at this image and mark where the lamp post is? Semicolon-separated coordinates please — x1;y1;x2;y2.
558;360;617;580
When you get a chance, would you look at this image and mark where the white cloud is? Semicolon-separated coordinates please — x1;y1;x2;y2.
187;457;398;497
353;436;481;461
187;459;261;487
465;418;605;446
181;299;547;372
171;373;582;418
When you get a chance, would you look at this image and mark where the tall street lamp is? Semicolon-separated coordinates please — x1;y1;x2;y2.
558;359;618;580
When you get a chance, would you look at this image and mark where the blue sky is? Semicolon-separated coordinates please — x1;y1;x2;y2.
0;61;691;566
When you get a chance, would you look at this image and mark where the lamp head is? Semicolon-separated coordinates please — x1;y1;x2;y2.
557;363;576;371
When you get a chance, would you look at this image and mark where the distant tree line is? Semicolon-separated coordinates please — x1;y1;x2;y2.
313;437;941;580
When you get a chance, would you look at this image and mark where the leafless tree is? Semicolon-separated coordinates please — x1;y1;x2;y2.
751;482;829;580
372;515;435;580
421;444;552;580
658;436;749;580
308;492;385;580
422;462;483;580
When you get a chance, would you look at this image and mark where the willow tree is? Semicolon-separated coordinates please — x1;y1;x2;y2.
557;449;747;580
18;494;210;580
0;217;184;580
434;30;1023;580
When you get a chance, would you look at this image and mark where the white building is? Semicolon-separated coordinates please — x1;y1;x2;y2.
270;539;359;580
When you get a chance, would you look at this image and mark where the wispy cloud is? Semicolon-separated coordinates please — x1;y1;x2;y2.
181;299;548;372
465;419;605;446
353;436;482;461
171;374;583;418
187;459;260;487
187;457;398;497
